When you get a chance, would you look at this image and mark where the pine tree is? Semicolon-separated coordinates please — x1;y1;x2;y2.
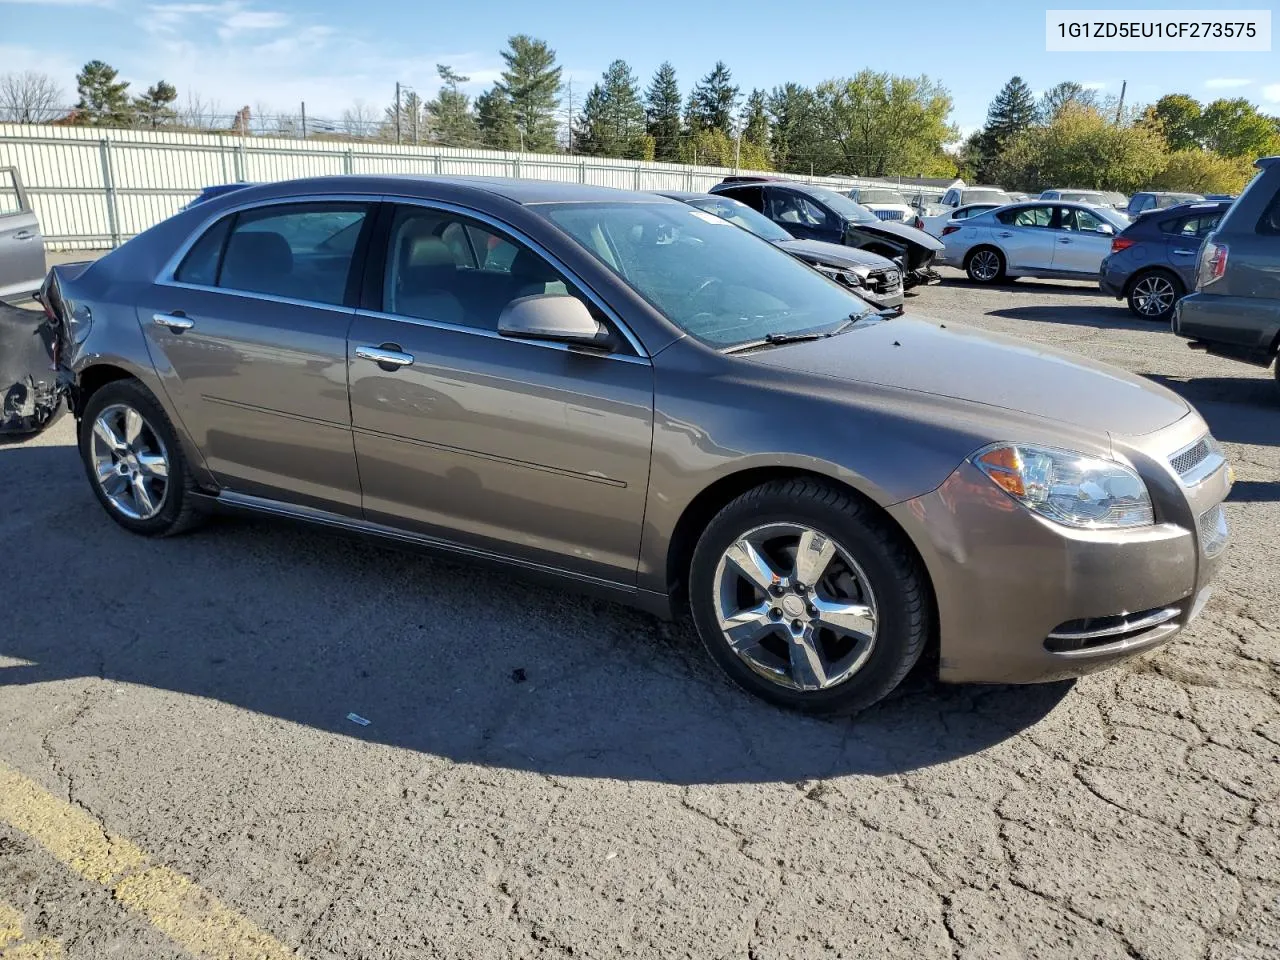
975;76;1037;181
1038;81;1098;124
644;62;682;161
577;60;647;159
75;60;133;126
686;61;739;135
428;64;478;147
767;83;833;174
384;90;428;143
476;88;520;150
495;34;562;152
742;88;769;151
133;80;177;128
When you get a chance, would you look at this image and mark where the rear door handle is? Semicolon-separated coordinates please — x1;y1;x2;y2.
152;311;194;331
12;230;34;241
355;344;415;369
997;231;1013;238
1057;238;1073;244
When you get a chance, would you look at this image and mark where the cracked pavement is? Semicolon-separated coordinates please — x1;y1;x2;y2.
1;270;1277;959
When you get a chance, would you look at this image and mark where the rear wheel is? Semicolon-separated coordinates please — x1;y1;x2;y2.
965;247;1005;284
78;379;204;536
1127;269;1182;321
688;479;930;716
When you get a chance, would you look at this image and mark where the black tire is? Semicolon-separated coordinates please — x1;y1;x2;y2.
965;246;1006;284
1126;268;1183;322
687;478;931;716
78;378;204;537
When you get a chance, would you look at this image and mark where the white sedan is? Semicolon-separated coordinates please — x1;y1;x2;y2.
937;201;1131;283
913;202;1005;238
847;187;916;223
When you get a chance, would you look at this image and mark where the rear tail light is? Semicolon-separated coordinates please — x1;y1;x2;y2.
1110;236;1136;254
940;224;960;237
1195;241;1228;290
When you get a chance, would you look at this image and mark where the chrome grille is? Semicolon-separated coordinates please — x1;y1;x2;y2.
1171;437;1211;476
1169;434;1226;486
1197;503;1229;558
874;209;905;221
866;269;901;292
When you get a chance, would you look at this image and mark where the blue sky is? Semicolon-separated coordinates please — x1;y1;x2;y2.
1;0;1276;138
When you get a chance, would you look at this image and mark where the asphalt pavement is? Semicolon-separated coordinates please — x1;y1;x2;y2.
0;269;1277;959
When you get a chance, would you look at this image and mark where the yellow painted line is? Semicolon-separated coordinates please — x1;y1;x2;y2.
0;762;299;960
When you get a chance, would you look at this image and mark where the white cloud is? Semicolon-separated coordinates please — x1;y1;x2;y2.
1204;78;1253;90
1080;81;1107;91
1263;84;1280;103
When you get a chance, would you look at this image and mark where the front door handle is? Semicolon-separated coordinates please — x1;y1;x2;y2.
12;230;34;241
355;344;415;370
152;311;194;331
1057;238;1073;244
996;231;1013;238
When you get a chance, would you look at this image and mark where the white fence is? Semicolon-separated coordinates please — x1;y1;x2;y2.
0;124;945;250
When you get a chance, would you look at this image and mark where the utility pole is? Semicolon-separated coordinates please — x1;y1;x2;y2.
1115;81;1127;123
565;79;574;155
300;101;307;140
395;82;402;144
733;131;741;174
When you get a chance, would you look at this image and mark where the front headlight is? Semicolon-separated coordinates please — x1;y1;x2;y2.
812;262;863;287
972;443;1154;529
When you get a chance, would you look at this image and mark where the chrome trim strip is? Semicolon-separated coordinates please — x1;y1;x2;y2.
350;424;627;487
1046;606;1181;641
352;309;649;364
215;489;638;592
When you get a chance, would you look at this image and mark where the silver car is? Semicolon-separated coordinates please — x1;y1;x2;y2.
0;166;45;302
939;201;1130;284
38;176;1231;715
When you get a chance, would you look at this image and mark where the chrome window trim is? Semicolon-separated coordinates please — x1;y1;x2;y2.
154;190;651;360
352;308;649;366
382;195;649;359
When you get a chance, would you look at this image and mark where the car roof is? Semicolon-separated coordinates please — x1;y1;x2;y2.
655;190;714;201
1254;156;1280;169
218;174;676;206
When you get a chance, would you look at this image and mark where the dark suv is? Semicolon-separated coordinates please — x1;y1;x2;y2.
709;180;944;288
1099;200;1232;321
1172;156;1280;386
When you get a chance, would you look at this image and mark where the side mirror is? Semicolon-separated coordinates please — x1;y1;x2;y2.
498;294;615;350
1095;223;1115;236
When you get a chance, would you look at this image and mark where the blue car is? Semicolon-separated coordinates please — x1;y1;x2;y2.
181;182;257;210
1099;200;1232;321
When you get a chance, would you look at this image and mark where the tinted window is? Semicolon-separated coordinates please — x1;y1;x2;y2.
384;206;571;331
723;185;765;212
1256;187;1280;236
770;190;832;228
998;206;1054;227
175;217;231;286
542;201;875;349
0;170;23;217
686;196;793;242
217;204;368;305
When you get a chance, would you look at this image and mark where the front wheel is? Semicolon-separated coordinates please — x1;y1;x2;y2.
688;479;931;716
78;378;204;536
965;247;1005;284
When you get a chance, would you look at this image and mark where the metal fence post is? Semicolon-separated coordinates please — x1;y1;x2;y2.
634;166;641;191
512;156;521;179
344;149;354;175
579;161;586;184
235;139;246;181
434;154;442;174
686;168;694;191
98;139;121;249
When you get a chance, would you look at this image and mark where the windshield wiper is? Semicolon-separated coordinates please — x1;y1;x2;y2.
725;312;872;353
762;330;828;344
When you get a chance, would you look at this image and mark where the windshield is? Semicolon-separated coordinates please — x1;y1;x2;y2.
685;196;793;242
540;201;873;349
795;186;878;224
963;189;1012;205
856;189;908;205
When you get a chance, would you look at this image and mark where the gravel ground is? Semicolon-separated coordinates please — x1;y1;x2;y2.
0;269;1277;960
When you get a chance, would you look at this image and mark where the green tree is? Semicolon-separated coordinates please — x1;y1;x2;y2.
644;62;682;161
974;76;1037;181
766;83;835;174
1038;81;1099;123
383;90;428;143
817;71;956;177
677;127;769;169
685;61;739;134
1146;93;1202;151
476;88;520;150
577;59;648;159
495;34;562;152
991;105;1167;193
75;60;132;126
1150;149;1256;194
741;88;769;154
1196;97;1280;158
428;64;478;147
133;80;177;128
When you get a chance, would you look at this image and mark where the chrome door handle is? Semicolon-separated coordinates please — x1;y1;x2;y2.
152;312;194;331
355;345;415;369
1057;238;1073;244
12;230;34;241
997;231;1013;238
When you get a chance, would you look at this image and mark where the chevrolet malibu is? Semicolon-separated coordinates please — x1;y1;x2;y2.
39;176;1232;715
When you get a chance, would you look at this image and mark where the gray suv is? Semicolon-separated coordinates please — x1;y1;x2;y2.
1172;157;1280;387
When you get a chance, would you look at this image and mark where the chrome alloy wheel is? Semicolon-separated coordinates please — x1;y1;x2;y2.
90;403;170;520
969;249;1001;281
1131;274;1176;317
712;523;878;692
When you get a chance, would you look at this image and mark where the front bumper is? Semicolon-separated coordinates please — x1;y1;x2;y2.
888;419;1231;685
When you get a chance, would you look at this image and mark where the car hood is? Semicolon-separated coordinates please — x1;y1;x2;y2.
746;318;1189;437
849;218;944;252
774;239;894;272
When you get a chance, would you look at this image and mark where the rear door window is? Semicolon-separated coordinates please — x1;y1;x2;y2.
998;206;1054;228
1256;187;1280;235
216;203;370;305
